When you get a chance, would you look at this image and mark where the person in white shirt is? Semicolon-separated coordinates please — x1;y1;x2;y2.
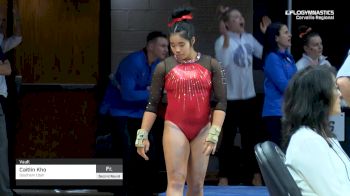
0;0;22;195
214;6;270;186
296;25;331;71
283;65;350;196
336;49;350;106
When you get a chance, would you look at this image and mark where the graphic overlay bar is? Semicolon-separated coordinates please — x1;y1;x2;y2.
16;159;123;186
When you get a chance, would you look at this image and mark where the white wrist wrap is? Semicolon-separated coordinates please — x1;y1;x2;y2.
205;125;221;144
135;129;148;147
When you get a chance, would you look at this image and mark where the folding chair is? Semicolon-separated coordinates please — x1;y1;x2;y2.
254;141;302;196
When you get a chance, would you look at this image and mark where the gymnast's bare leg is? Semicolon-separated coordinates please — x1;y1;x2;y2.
186;124;210;196
163;121;190;196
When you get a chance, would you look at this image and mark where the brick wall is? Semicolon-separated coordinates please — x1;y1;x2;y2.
110;0;253;73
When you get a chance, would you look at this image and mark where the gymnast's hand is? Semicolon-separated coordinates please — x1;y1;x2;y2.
203;141;217;156
135;129;150;160
203;125;221;155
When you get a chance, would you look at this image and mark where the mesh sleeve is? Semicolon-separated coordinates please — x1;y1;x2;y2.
211;58;227;111
145;61;166;113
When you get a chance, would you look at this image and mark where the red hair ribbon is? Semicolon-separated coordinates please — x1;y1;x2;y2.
299;27;312;38
167;13;193;27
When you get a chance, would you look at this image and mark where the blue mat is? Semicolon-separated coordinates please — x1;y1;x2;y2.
159;185;269;196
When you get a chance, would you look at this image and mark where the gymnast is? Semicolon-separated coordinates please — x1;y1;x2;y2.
135;7;227;196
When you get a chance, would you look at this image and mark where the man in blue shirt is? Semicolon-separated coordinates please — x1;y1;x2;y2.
99;31;168;196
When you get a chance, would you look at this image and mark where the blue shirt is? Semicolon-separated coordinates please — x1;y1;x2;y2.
99;49;160;118
262;50;297;117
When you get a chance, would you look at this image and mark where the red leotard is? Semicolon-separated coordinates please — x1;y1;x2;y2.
164;62;212;140
145;54;227;141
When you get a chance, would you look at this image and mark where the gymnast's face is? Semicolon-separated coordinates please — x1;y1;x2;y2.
169;32;195;61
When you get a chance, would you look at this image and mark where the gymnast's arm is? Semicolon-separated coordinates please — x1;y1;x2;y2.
204;58;227;155
136;61;166;160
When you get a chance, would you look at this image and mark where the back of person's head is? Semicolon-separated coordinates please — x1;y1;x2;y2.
298;25;320;47
262;22;285;60
146;31;167;45
168;7;195;42
282;66;337;148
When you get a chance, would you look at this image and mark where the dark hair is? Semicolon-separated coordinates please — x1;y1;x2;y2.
262;22;286;61
168;7;195;42
281;65;337;149
298;25;320;47
146;31;167;44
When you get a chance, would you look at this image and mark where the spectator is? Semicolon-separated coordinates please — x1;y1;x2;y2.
262;22;297;146
296;25;331;71
0;1;22;195
336;49;350;106
214;6;270;186
99;30;168;196
283;65;350;195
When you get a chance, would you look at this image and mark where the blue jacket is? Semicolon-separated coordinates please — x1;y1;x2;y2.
100;49;160;118
262;50;297;117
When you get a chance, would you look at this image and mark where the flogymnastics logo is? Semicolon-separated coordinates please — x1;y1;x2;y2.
285;10;334;20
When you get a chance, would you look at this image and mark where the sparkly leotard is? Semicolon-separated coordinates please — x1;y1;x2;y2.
146;54;226;140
